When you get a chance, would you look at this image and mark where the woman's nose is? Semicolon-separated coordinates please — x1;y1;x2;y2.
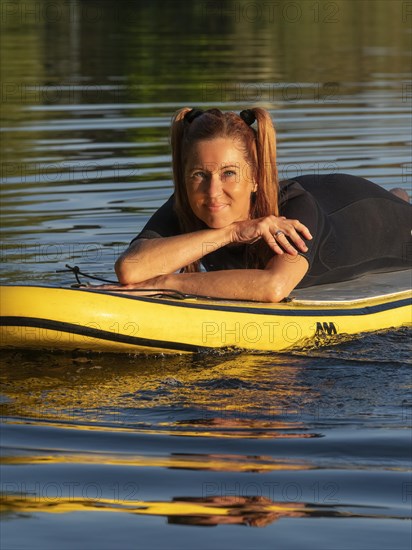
205;173;222;196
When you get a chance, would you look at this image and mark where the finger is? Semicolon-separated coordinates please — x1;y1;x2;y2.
263;230;284;255
274;231;298;255
277;223;312;248
283;228;309;252
291;220;313;240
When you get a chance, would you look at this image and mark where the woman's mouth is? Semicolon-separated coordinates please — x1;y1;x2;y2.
205;203;227;212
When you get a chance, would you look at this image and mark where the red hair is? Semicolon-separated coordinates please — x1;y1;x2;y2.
170;107;279;270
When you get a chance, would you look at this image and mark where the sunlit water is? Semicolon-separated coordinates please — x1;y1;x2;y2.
1;1;411;549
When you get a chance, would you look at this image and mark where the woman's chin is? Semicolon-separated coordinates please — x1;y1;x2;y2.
204;218;231;229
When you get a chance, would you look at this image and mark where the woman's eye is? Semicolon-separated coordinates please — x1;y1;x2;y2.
223;170;236;178
192;171;206;179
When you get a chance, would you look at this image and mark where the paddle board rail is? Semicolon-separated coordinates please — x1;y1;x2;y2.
0;282;411;354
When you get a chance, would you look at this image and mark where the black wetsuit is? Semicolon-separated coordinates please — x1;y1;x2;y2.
132;174;411;288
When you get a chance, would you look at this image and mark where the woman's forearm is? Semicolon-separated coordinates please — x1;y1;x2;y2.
115;216;311;287
143;255;308;302
158;270;281;302
115;227;232;284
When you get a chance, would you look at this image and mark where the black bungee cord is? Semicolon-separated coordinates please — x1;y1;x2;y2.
57;264;207;300
57;264;116;285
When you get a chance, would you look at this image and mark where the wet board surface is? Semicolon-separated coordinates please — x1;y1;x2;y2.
291;270;411;302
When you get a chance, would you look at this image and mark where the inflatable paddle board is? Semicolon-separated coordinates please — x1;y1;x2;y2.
0;270;410;354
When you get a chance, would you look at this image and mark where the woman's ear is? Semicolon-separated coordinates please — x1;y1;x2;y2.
252;181;258;193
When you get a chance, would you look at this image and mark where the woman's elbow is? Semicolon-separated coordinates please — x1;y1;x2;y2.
114;255;135;285
263;257;307;302
262;284;289;303
115;241;149;284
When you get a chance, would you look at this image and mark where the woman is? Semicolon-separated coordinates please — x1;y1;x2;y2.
114;107;411;302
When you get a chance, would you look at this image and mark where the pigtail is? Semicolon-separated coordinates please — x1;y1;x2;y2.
241;108;279;268
170;107;192;200
251;107;279;218
170;108;202;273
170;107;200;233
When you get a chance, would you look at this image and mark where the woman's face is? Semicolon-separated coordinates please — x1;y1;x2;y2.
184;138;257;229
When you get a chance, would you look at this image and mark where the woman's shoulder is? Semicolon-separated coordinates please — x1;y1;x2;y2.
131;194;181;242
278;178;313;208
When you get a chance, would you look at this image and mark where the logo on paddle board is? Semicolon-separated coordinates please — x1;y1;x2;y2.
315;322;337;335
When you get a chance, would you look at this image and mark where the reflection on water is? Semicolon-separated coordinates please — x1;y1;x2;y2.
4;494;408;527
1;352;320;437
1;345;411;544
1;0;411;548
2;336;410;435
1;334;412;546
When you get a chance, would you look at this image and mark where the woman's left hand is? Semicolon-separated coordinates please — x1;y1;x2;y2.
230;215;312;255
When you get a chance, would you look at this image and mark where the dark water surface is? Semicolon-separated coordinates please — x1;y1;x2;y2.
1;1;411;549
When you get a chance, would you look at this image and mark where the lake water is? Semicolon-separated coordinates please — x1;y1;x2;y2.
1;1;411;549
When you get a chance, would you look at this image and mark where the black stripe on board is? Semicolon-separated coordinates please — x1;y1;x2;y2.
0;317;204;353
87;290;412;317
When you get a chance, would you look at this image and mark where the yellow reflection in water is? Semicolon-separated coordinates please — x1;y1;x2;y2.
1;451;310;472
1;494;310;527
1;352;319;438
2;493;402;525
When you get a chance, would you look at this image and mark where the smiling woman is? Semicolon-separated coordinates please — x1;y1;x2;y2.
113;107;411;303
185;138;257;229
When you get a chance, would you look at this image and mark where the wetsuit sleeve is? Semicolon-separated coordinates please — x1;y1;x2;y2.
130;195;181;243
280;186;321;269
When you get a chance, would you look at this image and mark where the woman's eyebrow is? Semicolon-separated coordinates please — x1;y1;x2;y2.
188;165;207;172
220;163;239;169
187;163;240;172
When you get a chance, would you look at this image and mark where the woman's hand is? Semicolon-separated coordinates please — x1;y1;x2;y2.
230;216;312;255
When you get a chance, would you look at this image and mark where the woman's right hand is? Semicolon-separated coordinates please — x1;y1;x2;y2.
230;215;312;256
